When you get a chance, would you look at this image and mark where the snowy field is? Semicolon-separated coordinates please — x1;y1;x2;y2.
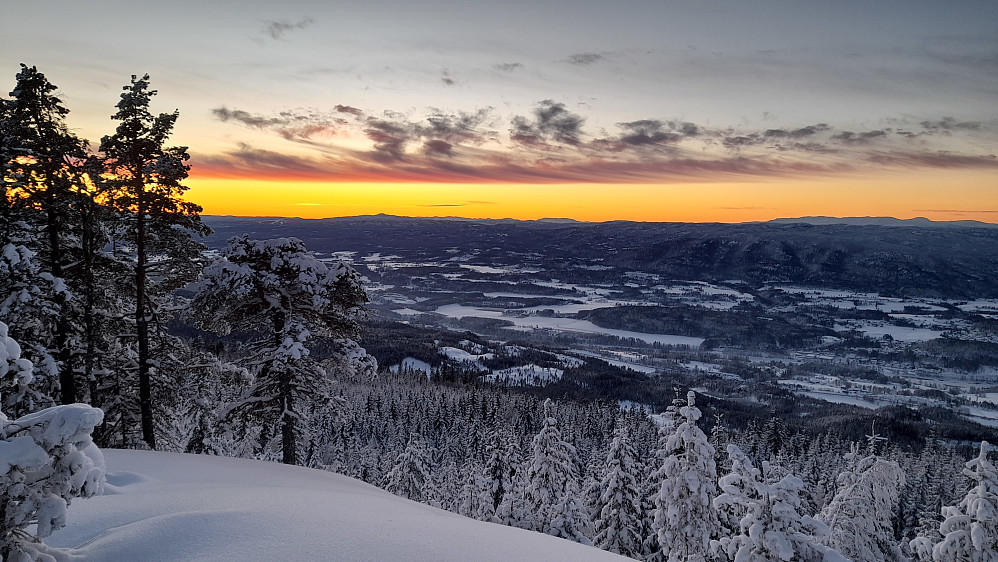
434;303;704;346
48;450;627;562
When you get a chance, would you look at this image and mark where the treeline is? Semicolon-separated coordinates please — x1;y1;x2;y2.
580;304;835;349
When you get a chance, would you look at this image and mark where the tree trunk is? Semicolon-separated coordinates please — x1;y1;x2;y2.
136;189;155;449
273;309;295;465
46;198;75;405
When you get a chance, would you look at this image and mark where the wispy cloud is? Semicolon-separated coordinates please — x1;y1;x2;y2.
197;100;998;185
262;17;315;41
493;62;523;72
212;106;352;140
565;52;603;65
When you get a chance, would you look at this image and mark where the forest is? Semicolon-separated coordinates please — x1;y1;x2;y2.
1;65;996;561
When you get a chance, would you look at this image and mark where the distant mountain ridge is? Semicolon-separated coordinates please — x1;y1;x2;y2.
767;216;998;229
204;215;998;298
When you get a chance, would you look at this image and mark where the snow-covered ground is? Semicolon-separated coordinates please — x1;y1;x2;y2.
389;357;433;378
434;303;704;347
48;450;627;562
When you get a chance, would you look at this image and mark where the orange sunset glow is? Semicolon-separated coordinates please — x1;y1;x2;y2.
188;167;998;223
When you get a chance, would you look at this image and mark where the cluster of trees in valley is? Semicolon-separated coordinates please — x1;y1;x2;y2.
2;66;997;561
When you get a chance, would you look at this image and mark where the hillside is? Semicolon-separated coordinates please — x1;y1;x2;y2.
204;215;998;298
47;450;627;561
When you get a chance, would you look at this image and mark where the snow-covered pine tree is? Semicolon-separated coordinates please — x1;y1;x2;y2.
0;244;61;417
651;391;720;562
522;398;592;544
819;437;907;561
383;435;435;503
911;440;998;561
99;74;211;449
192;235;366;465
0;321;105;561
592;426;642;558
476;429;518;522
0;64;92;407
712;444;847;562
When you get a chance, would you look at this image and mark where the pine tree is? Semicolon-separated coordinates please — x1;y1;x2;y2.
712;444;847;562
0;243;61;417
652;391;720;562
99;74;210;449
911;440;998;561
192;236;366;465
0;64;89;406
0;321;105;561
592;426;642;558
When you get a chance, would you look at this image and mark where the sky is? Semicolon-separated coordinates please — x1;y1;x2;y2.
3;0;997;222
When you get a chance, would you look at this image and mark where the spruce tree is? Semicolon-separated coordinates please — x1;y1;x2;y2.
819;439;907;561
592;426;642;558
383;435;435;502
477;429;518;522
911;440;998;561
712;444;847;562
523;398;591;544
651;391;719;562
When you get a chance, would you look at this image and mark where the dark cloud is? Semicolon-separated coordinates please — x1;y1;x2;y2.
263;17;315;40
425;108;493;144
565;52;603;65
212;106;346;140
364;119;414;162
334;104;364;116
616;120;684;146
669;121;700;137
831;130;888;144
722;134;763;150
866;151;998;169
194;143;328;180
493;62;523;72
510;100;585;146
213;107;286;129
763;124;830;139
920;117;982;131
424;139;453;156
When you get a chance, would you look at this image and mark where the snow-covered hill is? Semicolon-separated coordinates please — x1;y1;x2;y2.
48;450;627;561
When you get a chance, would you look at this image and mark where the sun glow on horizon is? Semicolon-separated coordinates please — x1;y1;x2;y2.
185;168;998;224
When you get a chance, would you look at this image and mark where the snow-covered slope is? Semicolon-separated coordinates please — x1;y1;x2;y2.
48;450;627;561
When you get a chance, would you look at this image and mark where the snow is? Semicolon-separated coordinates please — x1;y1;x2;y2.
391;308;423;316
439;346;492;363
571;350;657;374
390;357;433;378
835;321;943;342
433;304;704;346
48;450;628;561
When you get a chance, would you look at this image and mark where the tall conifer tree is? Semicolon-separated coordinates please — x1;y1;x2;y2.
99;74;209;449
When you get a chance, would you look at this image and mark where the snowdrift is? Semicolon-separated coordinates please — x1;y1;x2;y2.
48;449;627;561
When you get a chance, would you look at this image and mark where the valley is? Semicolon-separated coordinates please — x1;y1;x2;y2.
204;215;998;444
